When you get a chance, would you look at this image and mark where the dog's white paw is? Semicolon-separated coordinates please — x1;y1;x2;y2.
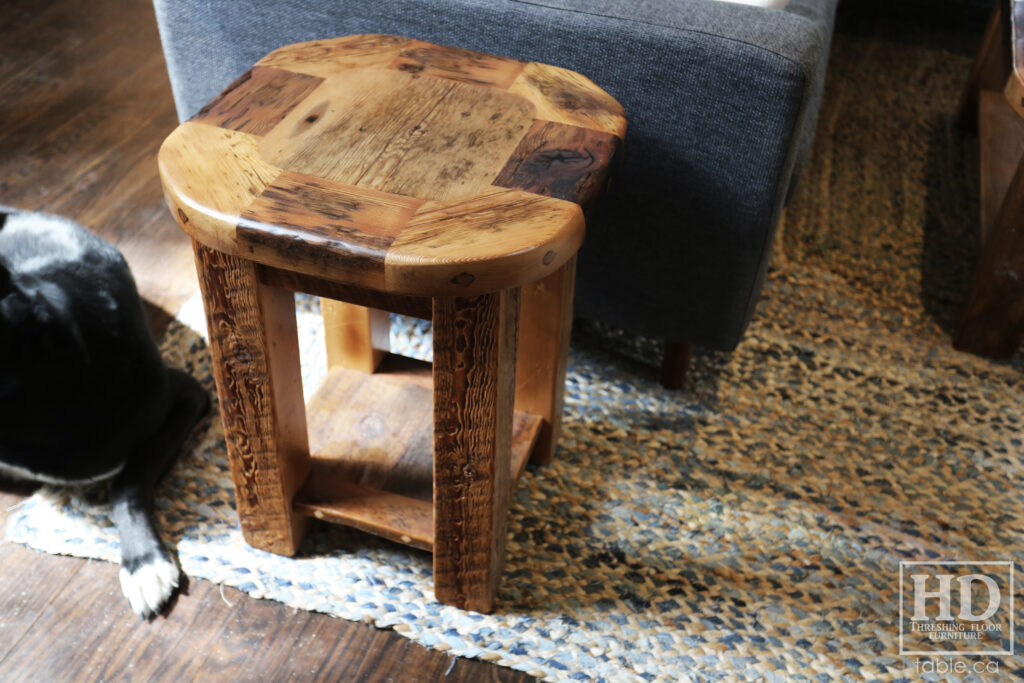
118;555;180;617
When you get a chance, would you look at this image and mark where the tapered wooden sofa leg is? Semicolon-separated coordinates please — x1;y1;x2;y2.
660;340;693;390
515;256;576;465
193;242;311;556
431;290;519;613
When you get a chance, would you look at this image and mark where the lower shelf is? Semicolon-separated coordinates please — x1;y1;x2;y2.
293;354;542;551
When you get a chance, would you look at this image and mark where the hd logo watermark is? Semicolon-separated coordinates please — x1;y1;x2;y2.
899;561;1015;657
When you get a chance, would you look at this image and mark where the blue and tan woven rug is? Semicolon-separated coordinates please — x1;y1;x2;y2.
6;14;1024;683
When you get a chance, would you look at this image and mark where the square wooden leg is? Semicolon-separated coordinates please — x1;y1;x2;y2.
956;0;1008;132
431;289;520;612
322;300;390;373
193;242;311;556
954;157;1024;356
515;256;575;465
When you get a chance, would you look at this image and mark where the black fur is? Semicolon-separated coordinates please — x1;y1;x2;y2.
0;206;208;617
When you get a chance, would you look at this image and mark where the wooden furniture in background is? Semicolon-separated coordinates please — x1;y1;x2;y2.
159;34;624;612
955;0;1024;357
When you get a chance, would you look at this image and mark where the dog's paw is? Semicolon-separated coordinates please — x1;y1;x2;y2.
118;553;181;618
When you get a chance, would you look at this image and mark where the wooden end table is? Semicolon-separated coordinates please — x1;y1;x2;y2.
158;34;625;611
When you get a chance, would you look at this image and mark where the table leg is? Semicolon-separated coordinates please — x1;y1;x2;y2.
193;242;311;556
956;1;1008;132
431;289;519;612
322;300;390;373
954;159;1024;357
515;256;575;465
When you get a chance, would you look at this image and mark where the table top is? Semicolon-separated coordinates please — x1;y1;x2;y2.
159;34;625;296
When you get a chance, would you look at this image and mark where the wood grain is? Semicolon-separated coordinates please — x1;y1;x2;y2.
259;68;534;202
192;66;324;136
495;120;619;206
297;478;437;551
193;242;310;555
238;171;421;290
391;40;526;88
509;62;626;138
386;188;585;296
515;256;576;465
432;290;519;612
306;364;437;501
160;122;280;254
0;539;83;667
259;34;411;79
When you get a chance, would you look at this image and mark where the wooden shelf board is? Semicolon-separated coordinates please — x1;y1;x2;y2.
979;90;1024;244
293;356;542;550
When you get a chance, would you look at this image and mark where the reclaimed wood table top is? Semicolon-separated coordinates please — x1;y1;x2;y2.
159;34;625;296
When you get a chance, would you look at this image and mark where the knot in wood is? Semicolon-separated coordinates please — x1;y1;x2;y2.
450;272;475;287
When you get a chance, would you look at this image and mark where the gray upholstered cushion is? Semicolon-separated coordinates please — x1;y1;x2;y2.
154;0;837;349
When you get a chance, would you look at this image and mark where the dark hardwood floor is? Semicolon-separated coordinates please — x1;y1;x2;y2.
0;1;530;680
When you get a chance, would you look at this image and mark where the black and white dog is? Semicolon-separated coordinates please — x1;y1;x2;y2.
0;206;208;617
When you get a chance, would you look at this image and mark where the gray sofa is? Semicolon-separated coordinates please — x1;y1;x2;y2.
153;0;838;385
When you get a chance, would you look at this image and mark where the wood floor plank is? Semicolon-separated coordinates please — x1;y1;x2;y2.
73;580;238;683
0;544;86;666
188;593;319;680
0;6;153;155
1;51;176;211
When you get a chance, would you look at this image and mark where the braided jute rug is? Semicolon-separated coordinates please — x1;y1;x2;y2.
7;14;1024;683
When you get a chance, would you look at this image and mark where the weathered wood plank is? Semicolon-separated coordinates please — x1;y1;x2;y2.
259;69;533;203
508;61;627;137
187;591;318;680
238;171;422;291
259;34;410;79
386;189;584;297
390;40;526;88
0;543;84;666
432;290;519;612
294;358;541;550
193;242;310;555
494;121;619;206
160;122;280;255
192;66;324;136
